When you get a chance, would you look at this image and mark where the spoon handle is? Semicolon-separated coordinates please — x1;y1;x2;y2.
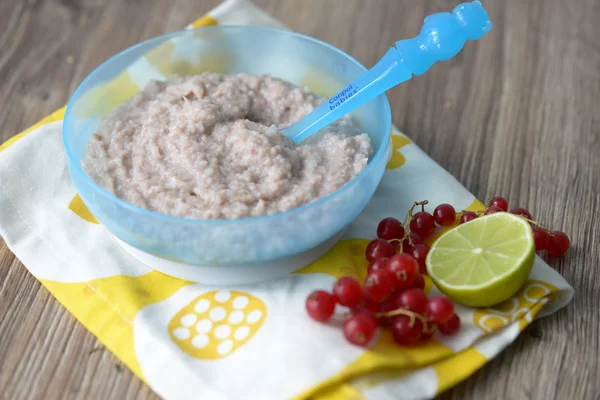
287;1;492;144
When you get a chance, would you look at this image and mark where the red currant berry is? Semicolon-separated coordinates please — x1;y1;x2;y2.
510;207;532;220
391;315;423;346
365;239;396;263
489;197;508;212
306;290;336;322
433;204;456;226
376;297;398;327
401;233;423;254
386;254;419;288
406;273;426;290
364;270;393;302
547;231;570;257
485;206;503;215
532;226;550;251
377;217;405;240
388;288;404;302
420;329;435;341
344;311;378;347
460;211;478;224
411;244;430;274
367;258;389;275
390;240;401;253
410;211;436;238
396;288;428;315
426;296;454;325
438;313;461;336
358;296;378;313
333;277;363;308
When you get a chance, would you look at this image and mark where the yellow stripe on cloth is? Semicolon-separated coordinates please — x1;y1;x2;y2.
387;132;411;170
433;348;488;395
308;383;366;400
40;272;191;382
304;347;486;399
296;336;453;400
68;194;99;224
191;15;219;28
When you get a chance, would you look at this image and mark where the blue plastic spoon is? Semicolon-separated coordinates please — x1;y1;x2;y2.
284;1;492;143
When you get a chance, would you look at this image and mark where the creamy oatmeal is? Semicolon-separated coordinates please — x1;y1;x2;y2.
82;73;371;219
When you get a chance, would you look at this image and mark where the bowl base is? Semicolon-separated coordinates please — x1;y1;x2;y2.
114;233;343;285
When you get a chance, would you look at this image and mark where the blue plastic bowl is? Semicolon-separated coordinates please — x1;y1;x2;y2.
63;26;391;266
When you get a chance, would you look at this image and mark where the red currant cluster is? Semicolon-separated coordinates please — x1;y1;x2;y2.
305;200;461;347
305;267;459;347
471;197;571;256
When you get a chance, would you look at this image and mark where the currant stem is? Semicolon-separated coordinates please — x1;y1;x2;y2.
459;209;485;215
521;217;553;234
399;200;429;252
423;324;437;334
377;307;426;326
378;307;438;332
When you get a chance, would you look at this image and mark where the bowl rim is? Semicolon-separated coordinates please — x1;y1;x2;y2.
63;25;392;226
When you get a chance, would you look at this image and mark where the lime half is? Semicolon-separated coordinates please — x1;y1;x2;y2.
426;212;535;307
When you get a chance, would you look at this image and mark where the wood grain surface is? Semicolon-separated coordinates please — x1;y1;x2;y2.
1;0;598;399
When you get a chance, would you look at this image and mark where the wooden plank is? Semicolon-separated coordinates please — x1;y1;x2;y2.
1;0;598;398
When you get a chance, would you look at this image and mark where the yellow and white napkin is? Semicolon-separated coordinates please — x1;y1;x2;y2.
0;1;573;399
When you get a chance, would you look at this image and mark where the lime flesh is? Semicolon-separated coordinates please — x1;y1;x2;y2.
426;212;535;307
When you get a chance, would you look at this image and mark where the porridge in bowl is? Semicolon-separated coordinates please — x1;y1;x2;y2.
82;73;371;219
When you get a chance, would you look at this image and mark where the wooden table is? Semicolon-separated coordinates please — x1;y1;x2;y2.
1;0;598;398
